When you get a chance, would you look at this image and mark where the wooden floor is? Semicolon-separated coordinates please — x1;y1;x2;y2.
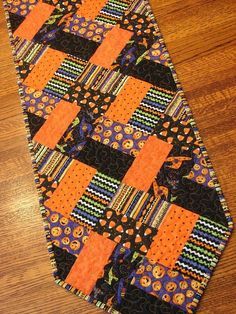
0;0;236;313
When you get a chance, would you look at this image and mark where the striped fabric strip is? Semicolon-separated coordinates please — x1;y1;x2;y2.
110;183;170;228
128;0;148;14
77;63;128;95
13;37;47;64
174;216;229;281
34;143;73;182
44;56;87;97
128;86;175;133
165;91;187;120
70;172;121;228
95;0;133;25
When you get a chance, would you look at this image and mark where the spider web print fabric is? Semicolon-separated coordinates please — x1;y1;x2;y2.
3;0;233;313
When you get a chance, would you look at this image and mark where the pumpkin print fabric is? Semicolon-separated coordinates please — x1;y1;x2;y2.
3;0;232;313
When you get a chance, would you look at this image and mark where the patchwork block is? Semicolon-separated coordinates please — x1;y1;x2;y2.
56;110;94;159
33;100;80;149
89;25;133;69
128;86;176;133
13;2;55;40
53;245;77;281
49;29;100;59
44;55;87;98
8;12;25;32
130;59;177;92
96;0;133;25
34;143;73;182
63;15;113;43
18;59;34;82
90;244;142;308
165;92;187;120
123;136;172;191
112;11;158;74
110;183;170;227
78;138;134;180
116;284;185;314
63;83;116;118
27;112;45;138
43;0;82;13
23;85;60;119
146;40;169;67
90;116;149;157
70;172;121;228
174;216;229;281
23;47;67;90
186;152;214;188
154;145;195;202
6;0;37;17
13;37;47;65
105;76;151;124
76;0;107;20
66;231;116;295
76;63;128;95
146;204;199;268
46;208;90;256
165;177;229;227
45;160;96;218
153;114;199;153
97;208;157;254
32;7;72;44
131;258;200;313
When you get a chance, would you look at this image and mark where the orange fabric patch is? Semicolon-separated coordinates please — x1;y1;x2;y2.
13;2;55;40
76;0;107;20
45;161;96;218
66;231;116;294
23;48;66;91
89;25;133;69
33;100;80;149
105;77;152;124
123;136;172;191
146;204;199;268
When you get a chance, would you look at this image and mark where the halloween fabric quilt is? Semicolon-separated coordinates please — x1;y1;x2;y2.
3;0;233;313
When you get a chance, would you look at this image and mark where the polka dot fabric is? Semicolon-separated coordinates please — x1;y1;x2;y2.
146;204;199;268
3;0;232;313
45;161;97;218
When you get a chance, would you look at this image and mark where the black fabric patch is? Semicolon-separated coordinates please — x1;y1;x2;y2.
63;83;116;119
26;112;45;138
170;177;228;226
118;11;157;43
39;173;58;202
18;60;34;80
8;12;25;33
78;138;134;180
113;11;157;74
130;59;177;91
97;208;157;254
49;30;100;60
116;284;185;314
90;245;142;308
112;39;152;75
152;114;199;153
149;145;194;199
53;244;76;281
56;110;94;159
43;0;82;13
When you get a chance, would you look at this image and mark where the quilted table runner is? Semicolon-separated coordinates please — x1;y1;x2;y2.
3;0;233;313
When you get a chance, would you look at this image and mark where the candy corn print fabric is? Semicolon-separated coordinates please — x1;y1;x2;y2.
3;0;233;313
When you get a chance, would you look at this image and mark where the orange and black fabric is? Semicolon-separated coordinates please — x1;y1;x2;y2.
3;0;232;313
